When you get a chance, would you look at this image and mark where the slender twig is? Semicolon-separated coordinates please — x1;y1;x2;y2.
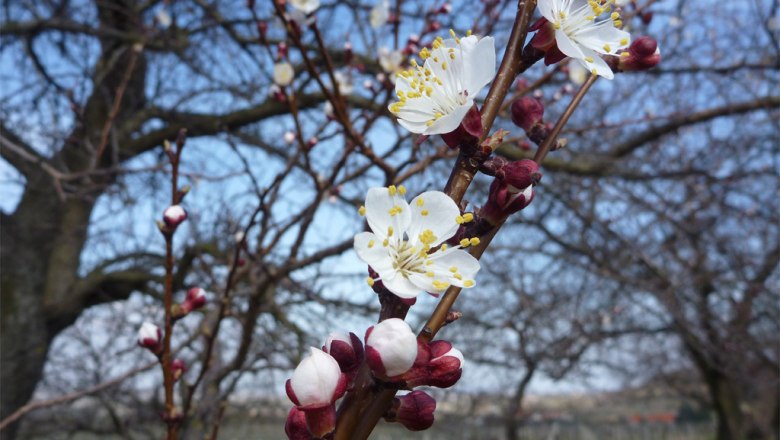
0;363;155;431
533;73;598;163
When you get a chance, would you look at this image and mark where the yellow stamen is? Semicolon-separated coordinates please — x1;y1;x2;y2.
388;185;397;195
358;206;366;216
367;277;375;286
463;280;475;287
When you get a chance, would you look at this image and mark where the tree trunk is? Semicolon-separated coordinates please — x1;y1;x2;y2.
1;2;146;437
505;364;536;440
0;175;94;437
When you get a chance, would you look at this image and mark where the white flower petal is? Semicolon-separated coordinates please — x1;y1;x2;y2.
462;36;496;96
383;273;424;298
354;231;395;278
406;191;461;247
428;249;481;287
554;28;585;59
423;103;471;135
364;187;411;242
537;0;557;21
574;26;631;54
576;48;614;79
289;0;319;14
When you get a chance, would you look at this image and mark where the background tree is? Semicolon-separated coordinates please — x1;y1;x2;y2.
1;0;777;439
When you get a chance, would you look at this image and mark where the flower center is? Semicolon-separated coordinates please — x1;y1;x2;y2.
390;240;426;277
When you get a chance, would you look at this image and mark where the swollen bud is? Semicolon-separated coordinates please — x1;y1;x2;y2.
285;348;347;438
323;331;364;375
284;407;310;440
183;287;207;312
172;358;186;381
137;322;162;353
511;97;544;132
385;391;437;431
618;36;661;72
163;205;187;228
365;318;418;378
480;159;541;222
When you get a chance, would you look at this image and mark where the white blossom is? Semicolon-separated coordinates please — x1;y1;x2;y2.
378;47;403;76
333;71;353;95
370;0;390;28
289;0;319;15
354;186;481;298
289;348;342;407
273;61;294;86
388;32;495;135
538;0;631;79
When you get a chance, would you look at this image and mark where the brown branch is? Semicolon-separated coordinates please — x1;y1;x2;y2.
0;362;156;431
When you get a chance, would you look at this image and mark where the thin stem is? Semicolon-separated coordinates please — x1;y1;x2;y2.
533;73;598;163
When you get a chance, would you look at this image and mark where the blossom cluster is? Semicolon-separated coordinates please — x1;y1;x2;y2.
284;319;464;438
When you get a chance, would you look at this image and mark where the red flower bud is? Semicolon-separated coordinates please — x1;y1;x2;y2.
137;322;162;353
172;358;186;381
185;287;207;310
163;205;187;228
284;407;310;440
618;36;661;72
480;160;541;222
323;331;364;374
386;391;437;431
511;97;545;132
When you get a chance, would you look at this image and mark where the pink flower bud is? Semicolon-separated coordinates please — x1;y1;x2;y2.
172;358;186;381
481;160;541;222
386;391;437;431
510;97;545;132
286;348;346;408
618;36;661;72
283;131;296;144
277;42;289;59
285;348;347;438
256;21;268;42
137;322;161;352
323;331;364;374
185;287;207;310
284;407;310;440
365;318;418;378
425;341;464;388
437;3;451;14
163;205;187;228
400;340;464;388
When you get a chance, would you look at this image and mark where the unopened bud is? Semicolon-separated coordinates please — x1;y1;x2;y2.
481;159;541;222
185;287;207;310
365;318;418;378
285;348;346;438
277;42;289;59
343;41;353;64
386;391;436;431
511;97;545;132
618;36;661;72
307;137;318;148
172;358;186;381
163;205;187;228
283;131;296;144
137;322;162;352
284;407;310;440
437;3;451;14
256;21;268;42
323;331;364;375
